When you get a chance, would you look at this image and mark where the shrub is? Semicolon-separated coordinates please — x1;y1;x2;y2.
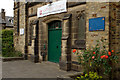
1;30;22;57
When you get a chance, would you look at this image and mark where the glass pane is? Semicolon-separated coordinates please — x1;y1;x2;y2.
48;21;61;29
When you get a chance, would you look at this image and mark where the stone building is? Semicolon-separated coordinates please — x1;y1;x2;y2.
13;0;120;74
0;9;14;30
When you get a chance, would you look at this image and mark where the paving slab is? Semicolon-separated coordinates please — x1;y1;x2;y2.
2;60;76;78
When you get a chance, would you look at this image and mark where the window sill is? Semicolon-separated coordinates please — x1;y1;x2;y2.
71;45;86;50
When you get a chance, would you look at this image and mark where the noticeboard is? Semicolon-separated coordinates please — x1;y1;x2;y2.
37;0;67;18
20;28;24;35
89;17;105;31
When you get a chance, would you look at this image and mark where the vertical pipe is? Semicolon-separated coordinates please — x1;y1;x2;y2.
24;3;28;60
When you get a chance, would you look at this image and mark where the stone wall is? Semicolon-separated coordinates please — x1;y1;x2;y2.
28;3;43;16
27;3;43;61
69;4;86;71
86;2;110;50
109;2;120;79
27;16;37;61
109;2;120;53
13;2;19;51
14;2;86;71
13;2;120;73
70;2;110;71
27;2;86;65
38;4;86;71
14;2;26;54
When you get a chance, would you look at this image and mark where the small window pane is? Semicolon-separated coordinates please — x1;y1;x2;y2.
48;21;61;29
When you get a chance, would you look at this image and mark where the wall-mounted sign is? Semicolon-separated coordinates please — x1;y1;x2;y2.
37;0;67;18
20;28;24;35
89;17;105;31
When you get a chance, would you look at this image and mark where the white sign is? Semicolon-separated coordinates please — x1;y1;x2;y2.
37;0;67;17
20;28;24;35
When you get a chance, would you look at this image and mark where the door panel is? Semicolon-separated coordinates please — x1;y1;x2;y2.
48;29;62;63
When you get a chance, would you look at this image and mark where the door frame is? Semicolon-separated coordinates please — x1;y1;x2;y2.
41;17;63;61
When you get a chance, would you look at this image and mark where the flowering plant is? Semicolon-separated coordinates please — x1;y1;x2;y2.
72;40;120;76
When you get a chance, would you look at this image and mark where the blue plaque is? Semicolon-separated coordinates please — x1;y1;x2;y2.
89;17;105;31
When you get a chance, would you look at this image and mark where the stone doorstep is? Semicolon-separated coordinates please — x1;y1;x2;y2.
2;57;24;62
57;72;83;80
57;75;73;80
67;72;83;77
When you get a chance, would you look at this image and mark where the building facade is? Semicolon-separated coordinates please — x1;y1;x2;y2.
0;9;14;30
13;1;120;73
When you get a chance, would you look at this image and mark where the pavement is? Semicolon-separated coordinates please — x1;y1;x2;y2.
2;60;76;78
0;57;2;80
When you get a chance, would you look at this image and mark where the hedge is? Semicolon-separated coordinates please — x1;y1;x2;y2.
1;30;22;57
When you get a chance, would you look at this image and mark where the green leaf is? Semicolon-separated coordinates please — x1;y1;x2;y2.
77;77;80;79
81;76;84;78
100;76;102;78
85;74;88;77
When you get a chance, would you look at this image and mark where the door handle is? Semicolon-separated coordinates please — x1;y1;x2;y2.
57;46;58;48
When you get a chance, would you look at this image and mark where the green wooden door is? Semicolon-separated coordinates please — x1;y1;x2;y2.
48;21;62;63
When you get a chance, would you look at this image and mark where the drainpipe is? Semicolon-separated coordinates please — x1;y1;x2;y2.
24;2;28;60
34;20;39;63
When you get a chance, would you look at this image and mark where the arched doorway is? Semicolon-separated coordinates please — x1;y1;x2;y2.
48;20;62;63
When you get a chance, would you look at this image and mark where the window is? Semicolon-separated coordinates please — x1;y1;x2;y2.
8;18;11;22
48;20;61;30
8;18;13;24
77;13;86;40
73;13;86;49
